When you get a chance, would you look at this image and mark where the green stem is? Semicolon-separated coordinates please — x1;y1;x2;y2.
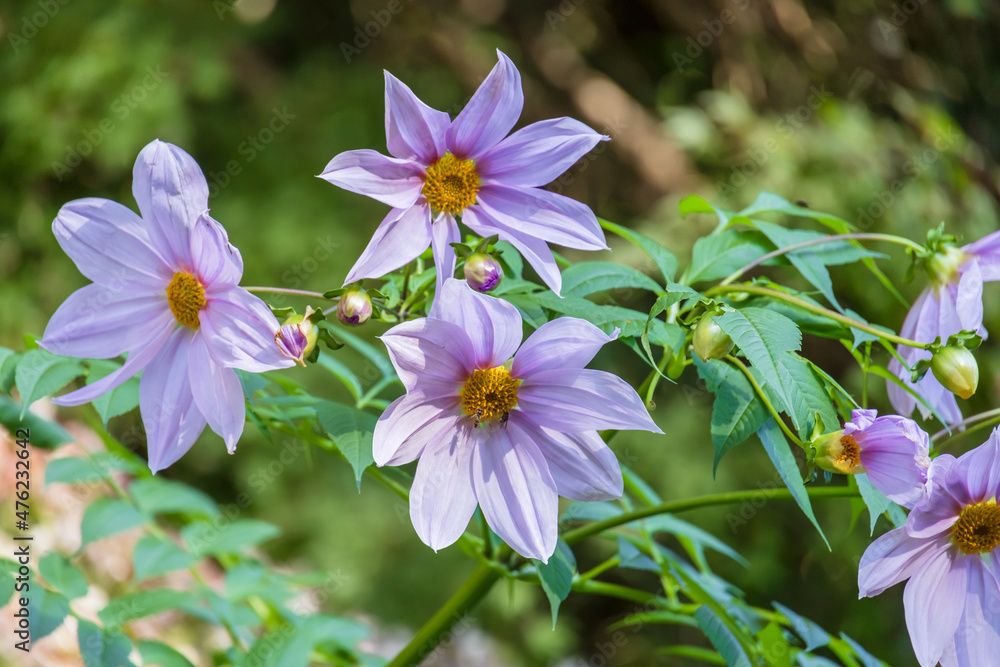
726;355;804;448
386;562;503;667
706;284;932;351
244;286;328;299
719;233;925;286
932;407;1000;444
561;486;858;546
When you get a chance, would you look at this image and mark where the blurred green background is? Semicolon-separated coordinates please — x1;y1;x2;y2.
2;0;1000;664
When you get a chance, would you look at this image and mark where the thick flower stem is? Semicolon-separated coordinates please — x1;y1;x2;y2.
706;284;933;351
243;286;329;299
386;561;503;667
718;232;926;286
561;486;859;546
726;355;804;448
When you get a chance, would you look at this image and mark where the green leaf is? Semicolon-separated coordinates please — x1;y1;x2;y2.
737;192;853;233
86;360;140;425
775;353;840;440
81;499;145;546
130;478;219;518
695;357;769;472
599;218;678;282
755;621;792;667
15;348;86;418
334;327;396;380
534;541;576;627
0;395;73;449
315;401;377;490
616;537;660;572
854;474;894;536
138;642;197;667
78;618;136;667
235;369;270;407
315;353;363;402
99;589;202;630
641;514;749;568
46;453;144;485
133;535;195;581
756;419;828;547
0;559;20;607
38;553;87;599
0;348;21;393
495;240;523;279
772;602;830;651
688;231;773;283
137;640;197;667
839;632;886;667
694;605;752;667
27;586;71;642
679;195;733;230
182;519;280;558
715;308;801;415
243;615;370;667
560;261;663;298
750;220;886;310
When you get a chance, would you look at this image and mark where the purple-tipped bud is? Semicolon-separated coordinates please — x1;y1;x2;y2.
337;289;372;326
931;346;979;399
464;253;503;293
275;307;319;366
692;315;734;362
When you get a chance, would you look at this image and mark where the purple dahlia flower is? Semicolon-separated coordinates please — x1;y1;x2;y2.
888;232;1000;426
42;140;293;472
373;279;661;561
815;409;930;506
319;49;609;296
859;428;1000;666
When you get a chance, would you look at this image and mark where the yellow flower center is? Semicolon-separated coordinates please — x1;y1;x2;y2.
422;153;480;215
166;272;206;329
459;366;520;427
836;434;862;471
952;500;1000;555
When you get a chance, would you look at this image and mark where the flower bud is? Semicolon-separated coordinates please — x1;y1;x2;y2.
692;315;734;362
464;253;503;292
275;308;319;366
337;289;372;326
931;345;979;399
925;245;967;287
813;430;865;475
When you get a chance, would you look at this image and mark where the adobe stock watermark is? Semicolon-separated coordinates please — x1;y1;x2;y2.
671;0;752;73
51;66;168;181
206;106;296;197
339;0;414;64
545;0;587;30
854;125;960;230
874;0;928;39
7;0;71;52
715;84;832;199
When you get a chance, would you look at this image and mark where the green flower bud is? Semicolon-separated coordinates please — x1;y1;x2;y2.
693;315;734;362
931;345;979;399
925;245;968;287
813;430;864;475
337;289;373;326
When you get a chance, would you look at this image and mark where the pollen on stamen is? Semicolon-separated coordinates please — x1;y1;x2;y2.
166;272;207;329
836;434;862;470
422;153;480;216
460;367;520;426
952;500;1000;555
